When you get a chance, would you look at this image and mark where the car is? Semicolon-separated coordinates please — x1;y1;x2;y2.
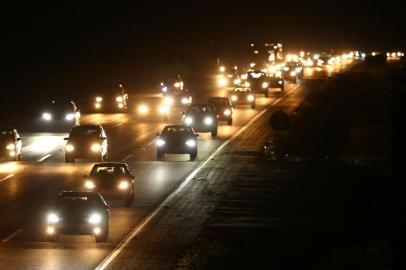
282;61;303;83
40;100;80;129
64;125;108;163
156;125;199;161
163;89;192;107
207;97;233;125
246;70;274;97
160;75;184;93
45;191;110;242
230;87;256;109
83;162;135;206
135;97;170;121
182;104;218;138
0;129;22;161
93;84;128;113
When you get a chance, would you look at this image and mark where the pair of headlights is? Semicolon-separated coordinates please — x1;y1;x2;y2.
84;180;130;190
156;139;196;148
66;143;101;152
231;95;254;102
47;212;102;225
184;116;213;125
42;113;77;121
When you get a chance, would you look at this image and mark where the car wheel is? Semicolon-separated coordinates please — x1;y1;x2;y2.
227;118;233;126
211;128;218;138
190;150;197;161
265;90;269;97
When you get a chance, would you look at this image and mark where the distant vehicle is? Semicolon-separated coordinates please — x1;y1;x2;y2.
163;89;192;107
0;129;22;161
93;84;128;113
83;162;135;206
282;61;304;83
64;125;108;163
230;87;256;109
246;70;274;97
40;100;80;128
160;75;184;93
135;97;170;121
182;104;218;138
207;97;233;125
46;191;109;242
156;125;199;161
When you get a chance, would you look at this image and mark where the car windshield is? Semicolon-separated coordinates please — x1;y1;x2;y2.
187;106;211;113
56;194;95;209
91;165;126;176
208;98;228;107
234;88;251;93
162;126;192;135
70;127;99;138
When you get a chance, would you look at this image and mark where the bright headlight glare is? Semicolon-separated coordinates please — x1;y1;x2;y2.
88;213;102;224
95;103;101;109
158;106;168;114
181;97;189;104
231;95;237;102
262;82;269;89
224;109;231;116
42;113;52;121
47;213;60;224
164;97;174;106
116;96;123;102
295;67;301;73
247;95;254;101
185;140;196;147
91;143;101;152
156;139;166;147
118;181;129;190
96;97;103;102
290;71;297;77
184;116;193;125
6;144;15;150
118;103;124;108
204;117;213;125
218;77;228;87
174;82;181;88
84;180;95;189
65;113;74;121
66;144;74;152
283;66;289;71
138;105;149;114
162;86;168;92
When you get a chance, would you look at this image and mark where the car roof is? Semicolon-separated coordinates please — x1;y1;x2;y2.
164;124;190;129
59;190;98;198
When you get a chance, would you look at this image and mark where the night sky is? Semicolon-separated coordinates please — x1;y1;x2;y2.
2;1;405;100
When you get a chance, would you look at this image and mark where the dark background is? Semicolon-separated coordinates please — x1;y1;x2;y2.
1;1;404;117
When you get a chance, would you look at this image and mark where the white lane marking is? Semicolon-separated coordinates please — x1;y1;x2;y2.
38;154;52;162
122;154;133;162
95;83;301;270
0;174;14;184
1;229;23;243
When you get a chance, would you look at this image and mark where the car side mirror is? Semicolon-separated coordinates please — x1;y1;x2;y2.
64;137;69;140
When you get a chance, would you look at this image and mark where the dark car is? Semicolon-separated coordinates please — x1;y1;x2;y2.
135;96;170;121
182;104;218;138
163;89;192;107
46;191;109;242
230;87;256;109
207;97;233;125
92;84;129;113
160;75;184;93
83;162;135;206
156;125;199;161
64;125;108;163
0;129;22;161
246;70;273;97
40;100;80;129
282;61;304;83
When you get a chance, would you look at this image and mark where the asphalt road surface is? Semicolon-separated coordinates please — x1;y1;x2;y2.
0;63;351;269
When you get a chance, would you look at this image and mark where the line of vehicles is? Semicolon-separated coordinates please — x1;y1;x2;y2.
1;47;396;242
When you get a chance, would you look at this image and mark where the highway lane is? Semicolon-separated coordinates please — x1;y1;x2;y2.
0;82;300;270
0;63;351;269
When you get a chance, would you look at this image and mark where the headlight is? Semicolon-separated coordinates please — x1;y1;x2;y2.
118;103;124;108
158;106;168;114
42;113;52;121
204;117;213;125
6;144;15;150
174;82;181;88
218;77;228;87
138;105;149;114
283;67;289;71
156;139;166;147
91;143;101;152
244;82;250;87
181;97;189;104
185;140;196;147
96;97;103;102
184;116;193;125
247;95;254;102
290;71;297;77
224;109;231;116
231;95;237;102
164;97;174;106
162;86;168;92
47;213;60;224
65;113;75;121
95;103;101;109
295;67;301;73
116;96;123;102
66;144;74;152
262;82;269;89
88;213;102;224
84;180;95;189
118;180;130;190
